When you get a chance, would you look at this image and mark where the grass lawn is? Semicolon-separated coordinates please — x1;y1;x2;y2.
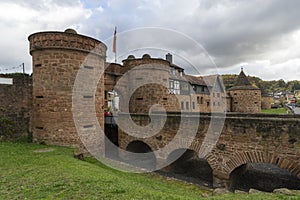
262;108;288;114
0;142;299;199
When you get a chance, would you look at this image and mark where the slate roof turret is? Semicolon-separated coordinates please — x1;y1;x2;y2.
228;68;259;90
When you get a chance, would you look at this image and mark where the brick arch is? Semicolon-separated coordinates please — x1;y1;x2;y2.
224;151;300;179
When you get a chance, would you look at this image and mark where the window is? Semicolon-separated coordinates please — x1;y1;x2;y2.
201;97;203;104
192;102;195;109
179;71;183;76
186;102;189;110
169;80;180;94
234;93;237;95
174;80;180;94
207;101;210;107
218;102;220;106
234;102;238;104
170;67;176;75
217;93;220;98
213;102;215;106
213;93;215;97
169;80;174;94
181;101;184;110
254;102;258;104
197;96;200;104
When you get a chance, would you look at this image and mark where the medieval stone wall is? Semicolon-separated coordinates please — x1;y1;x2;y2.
115;56;180;114
261;96;271;110
28;30;106;147
118;112;300;181
229;89;261;113
0;74;32;141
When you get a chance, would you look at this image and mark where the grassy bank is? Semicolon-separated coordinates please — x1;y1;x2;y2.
0;142;299;199
262;108;288;114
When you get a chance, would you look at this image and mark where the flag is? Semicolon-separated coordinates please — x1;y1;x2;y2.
112;27;117;53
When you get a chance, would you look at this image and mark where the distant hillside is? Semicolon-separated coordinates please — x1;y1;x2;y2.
221;74;300;93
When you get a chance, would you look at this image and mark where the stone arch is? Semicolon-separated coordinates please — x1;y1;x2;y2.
125;140;156;170
165;148;213;186
224;151;300;179
229;162;300;192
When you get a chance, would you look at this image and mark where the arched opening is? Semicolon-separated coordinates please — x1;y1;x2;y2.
125;141;156;170
162;148;213;187
230;163;300;192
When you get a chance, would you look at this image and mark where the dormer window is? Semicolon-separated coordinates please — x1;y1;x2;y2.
179;71;183;76
170;67;176;75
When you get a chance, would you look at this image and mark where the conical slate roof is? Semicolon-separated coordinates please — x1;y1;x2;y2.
228;69;259;90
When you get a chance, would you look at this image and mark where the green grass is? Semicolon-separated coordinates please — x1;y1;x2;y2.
0;142;299;199
262;108;288;114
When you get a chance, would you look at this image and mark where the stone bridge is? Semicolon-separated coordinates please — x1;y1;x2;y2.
116;112;300;187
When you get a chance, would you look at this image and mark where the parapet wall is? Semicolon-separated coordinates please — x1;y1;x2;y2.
118;112;300;179
0;74;32;141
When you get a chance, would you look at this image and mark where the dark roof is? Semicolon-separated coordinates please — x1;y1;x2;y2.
234;70;251;86
203;75;219;87
184;74;206;86
228;69;259;91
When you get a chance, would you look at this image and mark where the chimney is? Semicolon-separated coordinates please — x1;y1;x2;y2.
166;53;172;64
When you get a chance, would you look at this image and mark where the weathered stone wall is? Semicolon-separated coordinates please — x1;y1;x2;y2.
261;96;271;110
229;89;261;113
0;74;32;141
28;30;106;147
118;112;300;182
116;56;180;113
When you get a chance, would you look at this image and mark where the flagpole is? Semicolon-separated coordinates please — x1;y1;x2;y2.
113;27;117;63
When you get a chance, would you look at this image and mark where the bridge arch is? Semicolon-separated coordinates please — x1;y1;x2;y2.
125;140;156;170
229;162;300;192
165;148;213;186
224;151;300;180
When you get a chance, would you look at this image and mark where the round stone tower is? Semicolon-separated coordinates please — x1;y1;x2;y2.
228;69;261;113
116;54;180;114
28;29;107;146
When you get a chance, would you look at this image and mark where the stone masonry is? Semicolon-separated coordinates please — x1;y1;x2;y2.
0;74;32;141
118;112;300;185
28;29;106;147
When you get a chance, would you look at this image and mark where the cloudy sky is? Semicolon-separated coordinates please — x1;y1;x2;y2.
0;0;300;81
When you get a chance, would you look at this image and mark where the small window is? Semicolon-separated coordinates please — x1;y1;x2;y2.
201;97;203;104
170;67;176;75
234;102;238;104
213;102;215;106
186;102;189;110
217;93;220;98
181;101;184;110
197;96;200;104
218;102;220;106
254;102;258;104
207;101;210;107
84;65;94;69
192;102;195;109
234;93;237;95
201;87;205;92
213;93;215;97
179;71;183;76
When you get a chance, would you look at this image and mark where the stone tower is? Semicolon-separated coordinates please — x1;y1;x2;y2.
28;29;107;146
228;69;261;113
116;54;180;114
